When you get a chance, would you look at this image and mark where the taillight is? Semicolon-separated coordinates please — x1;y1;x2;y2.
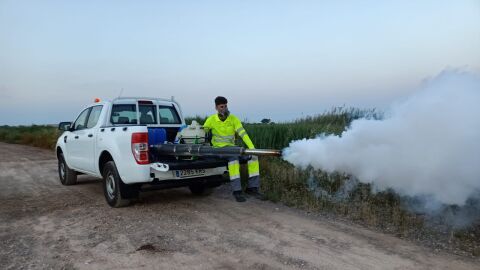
131;132;149;164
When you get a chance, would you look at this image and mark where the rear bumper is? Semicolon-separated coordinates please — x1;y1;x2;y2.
142;175;228;190
150;158;228;182
162;159;227;170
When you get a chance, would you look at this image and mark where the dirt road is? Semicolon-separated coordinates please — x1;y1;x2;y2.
0;142;478;270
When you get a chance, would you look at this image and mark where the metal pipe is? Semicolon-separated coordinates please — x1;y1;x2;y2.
243;148;282;157
151;144;281;157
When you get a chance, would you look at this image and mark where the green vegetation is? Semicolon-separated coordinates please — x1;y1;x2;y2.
245;107;379;149
0;125;59;149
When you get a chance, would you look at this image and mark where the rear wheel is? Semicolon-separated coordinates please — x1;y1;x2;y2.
102;161;138;207
58;153;77;185
190;175;226;195
189;184;214;195
188;180;221;195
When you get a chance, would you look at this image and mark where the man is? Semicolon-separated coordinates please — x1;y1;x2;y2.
203;96;265;202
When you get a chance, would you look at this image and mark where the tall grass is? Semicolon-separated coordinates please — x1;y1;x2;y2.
0;125;59;149
244;107;381;149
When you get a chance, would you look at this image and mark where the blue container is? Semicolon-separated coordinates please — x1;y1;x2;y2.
148;128;167;145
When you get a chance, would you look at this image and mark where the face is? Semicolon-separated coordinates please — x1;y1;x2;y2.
216;103;228;115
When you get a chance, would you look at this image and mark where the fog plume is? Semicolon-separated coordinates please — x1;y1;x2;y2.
283;70;480;207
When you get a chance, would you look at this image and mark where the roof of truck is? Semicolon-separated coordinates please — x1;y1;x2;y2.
110;97;179;106
112;96;175;102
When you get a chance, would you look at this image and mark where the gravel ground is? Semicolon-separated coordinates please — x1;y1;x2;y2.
0;142;479;269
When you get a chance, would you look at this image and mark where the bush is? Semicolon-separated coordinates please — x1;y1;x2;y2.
0;125;59;150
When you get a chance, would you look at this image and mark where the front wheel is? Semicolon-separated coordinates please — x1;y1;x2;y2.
102;161;137;207
58;153;77;185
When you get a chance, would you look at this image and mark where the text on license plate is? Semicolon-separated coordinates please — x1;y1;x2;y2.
175;169;206;178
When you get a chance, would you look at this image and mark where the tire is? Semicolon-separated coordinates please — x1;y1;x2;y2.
102;161;137;207
58;153;77;185
189;184;214;196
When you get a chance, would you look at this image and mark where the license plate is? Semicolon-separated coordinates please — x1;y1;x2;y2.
175;169;206;178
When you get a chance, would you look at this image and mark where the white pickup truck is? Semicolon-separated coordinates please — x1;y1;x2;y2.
56;97;228;207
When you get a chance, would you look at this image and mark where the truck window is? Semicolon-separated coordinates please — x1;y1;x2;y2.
159;105;181;124
72;108;91;130
111;104;138;125
139;104;157;124
86;105;103;128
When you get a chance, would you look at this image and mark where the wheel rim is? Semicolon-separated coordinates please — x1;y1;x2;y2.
106;173;116;200
59;162;65;180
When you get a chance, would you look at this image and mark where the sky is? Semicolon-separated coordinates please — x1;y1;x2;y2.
1;0;479;125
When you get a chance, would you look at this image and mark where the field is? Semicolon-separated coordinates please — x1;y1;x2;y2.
1;108;479;257
0;125;59;149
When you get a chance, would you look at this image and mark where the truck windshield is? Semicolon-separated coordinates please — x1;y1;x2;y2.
111;104;137;124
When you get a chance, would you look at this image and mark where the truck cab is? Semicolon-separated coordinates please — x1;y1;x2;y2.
56;97;227;207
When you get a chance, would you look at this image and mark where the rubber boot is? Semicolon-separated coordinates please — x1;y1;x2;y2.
233;191;246;202
245;187;267;201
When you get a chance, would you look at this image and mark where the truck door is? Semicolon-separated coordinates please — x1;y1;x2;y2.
76;105;103;172
66;107;91;171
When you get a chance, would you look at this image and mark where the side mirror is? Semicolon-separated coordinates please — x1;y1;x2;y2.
58;122;72;131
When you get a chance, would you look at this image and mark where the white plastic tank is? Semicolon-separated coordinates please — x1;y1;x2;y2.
174;120;206;144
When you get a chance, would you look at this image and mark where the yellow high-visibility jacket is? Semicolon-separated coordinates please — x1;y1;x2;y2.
203;114;255;149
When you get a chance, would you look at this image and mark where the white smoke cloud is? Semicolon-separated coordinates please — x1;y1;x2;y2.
283;69;480;206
